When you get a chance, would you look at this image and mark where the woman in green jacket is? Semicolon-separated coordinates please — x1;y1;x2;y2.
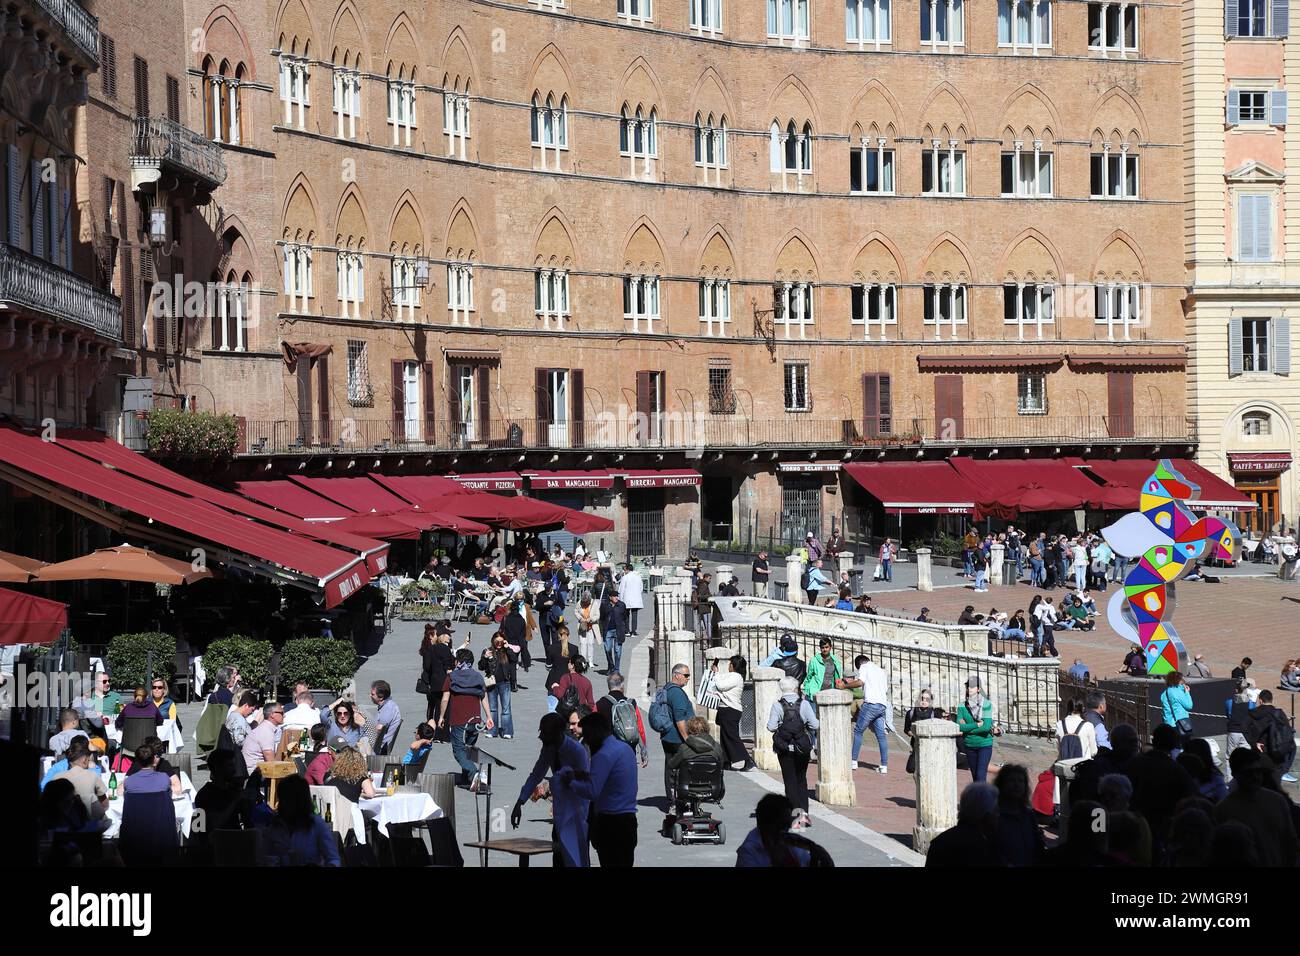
956;675;999;782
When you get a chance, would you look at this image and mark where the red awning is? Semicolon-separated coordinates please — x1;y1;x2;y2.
370;474;467;503
235;480;353;519
55;431;389;575
843;462;976;514
949;458;1106;518
618;469;702;489
0;423;370;608
559;508;615;534
327;513;422;541
0;586;67;645
450;472;523;491
289;476;412;514
427;492;571;530
1228;452;1293;474
524;470;615;491
1082;459;1256;510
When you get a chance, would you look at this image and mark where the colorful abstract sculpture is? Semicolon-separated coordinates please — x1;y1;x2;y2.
1100;460;1241;676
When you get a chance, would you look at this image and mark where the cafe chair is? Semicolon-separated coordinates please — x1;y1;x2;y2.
374;719;402;756
166;751;193;779
119;790;180;866
120;715;160;756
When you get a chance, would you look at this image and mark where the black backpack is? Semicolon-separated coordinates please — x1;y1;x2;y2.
1058;716;1086;760
558;683;582;717
772;698;812;756
1263;709;1293;760
800;567;811;590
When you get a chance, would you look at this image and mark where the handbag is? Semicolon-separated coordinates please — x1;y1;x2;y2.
697;670;723;710
415;677;429;696
1163;690;1194;734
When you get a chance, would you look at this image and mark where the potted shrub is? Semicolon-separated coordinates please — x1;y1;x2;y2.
204;635;274;693
278;638;358;695
105;632;177;690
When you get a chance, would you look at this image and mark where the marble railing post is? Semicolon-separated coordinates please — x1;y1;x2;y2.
990;543;1005;586
715;564;734;587
912;717;960;854
813;689;856;807
916;548;934;592
836;550;854;579
666;630;698;709
785;554;805;603
752;666;783;771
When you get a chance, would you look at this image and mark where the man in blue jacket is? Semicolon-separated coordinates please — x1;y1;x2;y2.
560;712;638;866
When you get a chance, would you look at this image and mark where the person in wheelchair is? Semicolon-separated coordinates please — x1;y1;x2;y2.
664;716;726;844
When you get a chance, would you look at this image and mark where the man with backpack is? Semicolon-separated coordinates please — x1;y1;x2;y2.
648;663;696;830
761;634;807;685
1082;691;1111;750
767;675;819;829
597;672;649;768
1247;689;1298;783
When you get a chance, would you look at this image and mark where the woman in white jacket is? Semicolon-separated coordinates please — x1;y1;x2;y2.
711;655;754;771
616;564;644;637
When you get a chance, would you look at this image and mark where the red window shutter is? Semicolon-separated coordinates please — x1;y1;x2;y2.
863;374;879;438
934;375;963;440
878;373;892;434
317;354;331;443
448;364;463;426
636;370;650;444
423;362;436;444
570;368;584;448
1108;372;1134;438
391;360;404;441
477;365;491;439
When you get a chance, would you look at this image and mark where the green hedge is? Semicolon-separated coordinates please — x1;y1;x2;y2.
278;638;358;694
147;408;239;458
105;633;177;690
204;635;274;693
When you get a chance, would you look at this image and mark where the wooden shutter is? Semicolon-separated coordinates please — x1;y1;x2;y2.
933;375;963;440
1227;0;1240;35
423;361;436;444
391;360;404;440
1229;317;1244;375
863;373;891;438
570;368;584;448
60;185;72;270
1227;89;1241;126
166;76;181;123
448;364;464;426
1107;372;1134;438
635;369;651;443
101;36;117;98
317;353;331;443
30;159;44;258
1254;195;1273;259
1274;316;1292;374
1239;194;1257;259
297;359;313;444
477;365;491;439
1272;89;1289;126
7;145;21;246
1274;0;1289;36
133;56;150;118
535;368;551;429
119;186;135;347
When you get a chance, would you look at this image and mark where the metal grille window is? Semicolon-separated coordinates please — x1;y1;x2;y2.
709;361;736;414
347;340;371;405
1017;372;1047;414
1003;283;1055;339
851;284;897;339
784;362;810;412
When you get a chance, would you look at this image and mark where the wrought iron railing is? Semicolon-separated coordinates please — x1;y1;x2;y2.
910;414;1195;444
131;116;227;187
32;0;100;67
0;242;121;339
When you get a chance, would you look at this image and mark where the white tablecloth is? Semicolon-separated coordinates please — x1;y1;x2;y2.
357;792;443;839
103;788;195;839
106;717;183;753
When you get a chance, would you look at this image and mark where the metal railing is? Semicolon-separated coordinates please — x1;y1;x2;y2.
1059;673;1149;741
717;622;1060;737
131;117;228;187
0;242;121;339
910;414;1195;444
32;0;100;66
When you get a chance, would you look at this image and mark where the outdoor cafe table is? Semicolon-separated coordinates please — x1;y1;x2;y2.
355;790;443;841
105;716;184;753
463;836;554;867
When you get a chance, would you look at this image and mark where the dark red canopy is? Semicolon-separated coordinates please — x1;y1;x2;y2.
0;586;68;646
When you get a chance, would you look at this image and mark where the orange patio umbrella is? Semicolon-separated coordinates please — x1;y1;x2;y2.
0;549;46;584
33;544;214;585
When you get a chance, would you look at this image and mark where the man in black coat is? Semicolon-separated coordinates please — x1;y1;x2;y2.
1247;690;1298;782
600;591;629;675
925;783;1001;867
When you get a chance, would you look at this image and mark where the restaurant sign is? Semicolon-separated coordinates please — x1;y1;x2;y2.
1228;452;1292;474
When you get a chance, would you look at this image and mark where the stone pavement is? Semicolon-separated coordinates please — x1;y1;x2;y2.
347;617;911;866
